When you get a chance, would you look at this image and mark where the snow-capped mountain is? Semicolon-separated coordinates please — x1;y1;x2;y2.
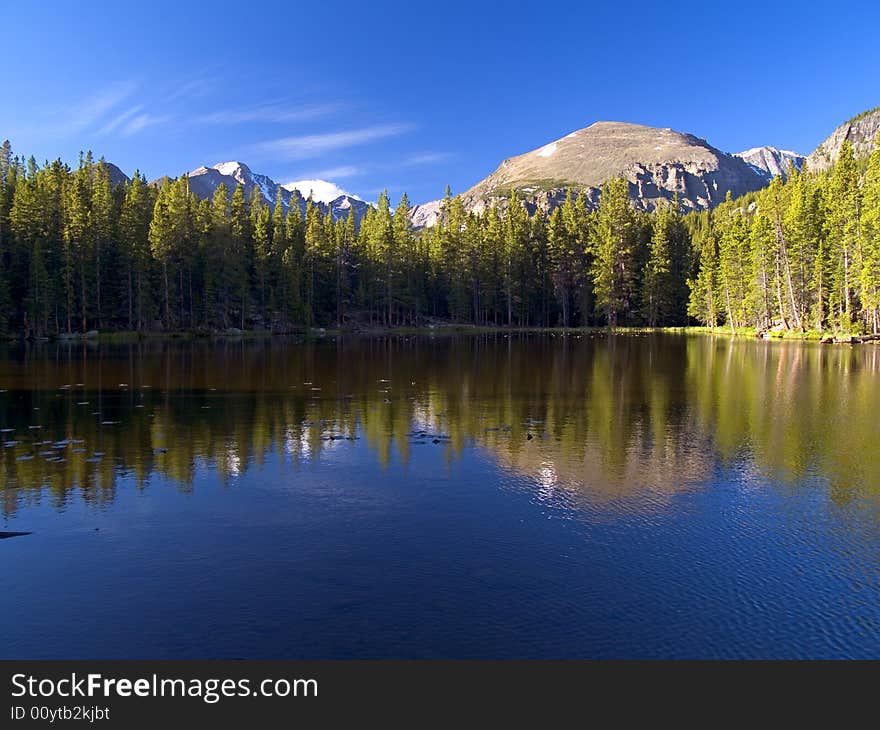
187;161;297;209
181;162;370;225
282;179;360;205
734;146;805;182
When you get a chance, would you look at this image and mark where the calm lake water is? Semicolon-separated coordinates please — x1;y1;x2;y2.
2;333;880;659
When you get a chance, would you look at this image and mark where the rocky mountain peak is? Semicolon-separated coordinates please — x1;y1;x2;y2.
734;146;805;182
806;107;880;172
212;161;252;181
411;120;768;227
176;162;369;226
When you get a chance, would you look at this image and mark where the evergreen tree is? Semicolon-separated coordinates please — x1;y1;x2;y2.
590;178;637;326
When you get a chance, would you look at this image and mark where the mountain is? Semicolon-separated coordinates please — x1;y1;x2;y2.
410;200;445;229
282;179;370;223
179;162;369;225
283;179;356;204
412;121;769;227
806;107;880;172
734;146;805;182
187;161;298;209
102;162;130;188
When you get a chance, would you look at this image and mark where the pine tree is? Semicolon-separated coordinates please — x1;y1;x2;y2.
230;183;251;328
393;194;414;324
119;172;154;330
590;178;637;326
687;229;720;328
826;141;861;330
860;134;880;333
90;160;115;329
642;202;675;326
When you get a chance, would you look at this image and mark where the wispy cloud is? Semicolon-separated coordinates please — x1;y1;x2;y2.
403;152;452;166
291;165;362;180
120;113;172;137
194;102;343;126
69;81;138;131
253;123;413;160
96;105;144;136
38;81;172;139
161;76;218;105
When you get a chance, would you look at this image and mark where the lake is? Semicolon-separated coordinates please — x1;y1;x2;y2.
2;333;880;659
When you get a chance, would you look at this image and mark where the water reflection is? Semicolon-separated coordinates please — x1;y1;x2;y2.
1;334;880;515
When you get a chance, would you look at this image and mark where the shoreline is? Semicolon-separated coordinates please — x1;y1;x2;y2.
3;324;878;344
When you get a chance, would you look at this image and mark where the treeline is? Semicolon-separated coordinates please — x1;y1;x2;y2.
688;138;880;334
0;136;878;335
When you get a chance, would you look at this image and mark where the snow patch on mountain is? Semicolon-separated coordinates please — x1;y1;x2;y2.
180;162;370;226
282;179;361;205
733;146;805;182
213;161;249;178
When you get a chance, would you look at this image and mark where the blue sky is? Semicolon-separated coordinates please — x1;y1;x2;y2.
2;0;879;204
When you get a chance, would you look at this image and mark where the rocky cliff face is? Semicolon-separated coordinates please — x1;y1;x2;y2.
412;121;769;227
734;146;805;181
806;107;880;172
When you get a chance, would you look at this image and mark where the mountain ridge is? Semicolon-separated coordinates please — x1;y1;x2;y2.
155;161;371;226
102;105;879;230
806;107;880;172
733;146;805;182
411;121;774;227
